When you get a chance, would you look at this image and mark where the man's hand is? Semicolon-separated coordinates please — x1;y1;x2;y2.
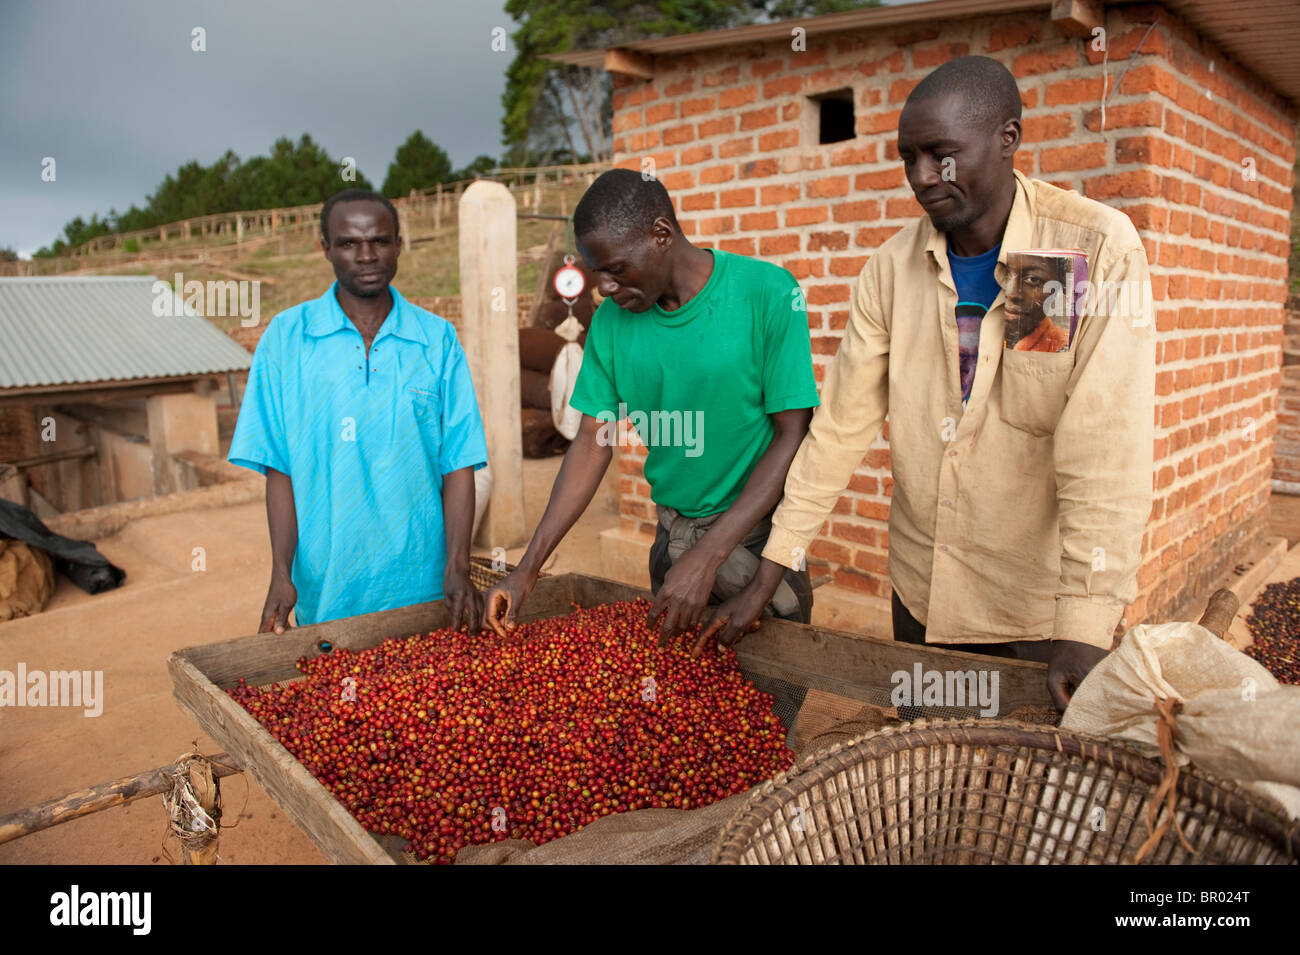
1047;639;1109;711
689;559;788;656
648;544;722;646
444;566;483;633
483;569;538;638
692;586;768;656
259;574;297;634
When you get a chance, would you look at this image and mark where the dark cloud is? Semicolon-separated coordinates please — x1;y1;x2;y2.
0;0;512;255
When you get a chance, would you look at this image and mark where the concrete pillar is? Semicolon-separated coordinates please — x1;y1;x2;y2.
146;392;219;496
458;180;526;549
236;216;244;244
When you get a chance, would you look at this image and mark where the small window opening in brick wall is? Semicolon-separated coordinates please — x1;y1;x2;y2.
812;88;855;144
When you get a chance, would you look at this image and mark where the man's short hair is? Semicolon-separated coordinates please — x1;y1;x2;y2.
573;169;680;241
906;55;1023;130
320;188;400;243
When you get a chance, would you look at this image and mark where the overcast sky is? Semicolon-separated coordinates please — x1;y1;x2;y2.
1;1;926;258
0;0;515;256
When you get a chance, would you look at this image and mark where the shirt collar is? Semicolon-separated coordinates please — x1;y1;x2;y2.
304;282;429;346
923;168;1034;277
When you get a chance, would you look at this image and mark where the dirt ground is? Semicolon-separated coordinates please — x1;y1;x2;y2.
0;453;619;864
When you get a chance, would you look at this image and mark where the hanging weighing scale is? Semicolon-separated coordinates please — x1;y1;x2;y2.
549;254;587;441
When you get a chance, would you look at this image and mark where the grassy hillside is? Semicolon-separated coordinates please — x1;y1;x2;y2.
61;181;590;330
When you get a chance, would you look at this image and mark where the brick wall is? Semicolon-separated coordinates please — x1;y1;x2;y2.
606;3;1297;626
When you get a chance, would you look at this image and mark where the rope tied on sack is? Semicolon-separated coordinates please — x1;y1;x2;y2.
1135;696;1197;861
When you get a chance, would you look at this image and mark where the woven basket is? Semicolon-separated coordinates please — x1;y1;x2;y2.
713;720;1300;865
468;555;516;592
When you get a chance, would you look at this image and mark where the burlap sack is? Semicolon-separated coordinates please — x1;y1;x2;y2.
0;539;55;621
1060;621;1300;819
455;791;753;865
797;705;888;757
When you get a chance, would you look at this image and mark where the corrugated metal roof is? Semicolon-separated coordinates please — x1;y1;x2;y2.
0;276;252;391
544;0;1300;105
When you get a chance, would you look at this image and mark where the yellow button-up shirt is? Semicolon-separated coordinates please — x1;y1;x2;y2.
763;170;1155;650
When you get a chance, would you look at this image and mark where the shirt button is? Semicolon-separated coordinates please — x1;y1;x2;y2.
942;499;952;507
948;450;958;458
940;545;949;553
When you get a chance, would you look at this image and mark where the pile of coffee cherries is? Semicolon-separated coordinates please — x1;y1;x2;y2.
1245;579;1300;685
231;599;793;863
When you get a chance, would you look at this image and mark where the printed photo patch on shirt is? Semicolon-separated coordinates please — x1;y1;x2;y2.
1003;249;1089;353
955;301;987;402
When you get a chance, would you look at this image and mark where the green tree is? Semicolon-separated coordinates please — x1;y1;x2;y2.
450;154;500;181
42;135;373;253
0;247;18;262
232;134;373;209
145;151;241;222
382;131;454;196
62;214;113;247
501;0;876;163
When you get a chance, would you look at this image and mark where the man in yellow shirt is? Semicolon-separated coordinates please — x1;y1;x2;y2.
697;56;1155;710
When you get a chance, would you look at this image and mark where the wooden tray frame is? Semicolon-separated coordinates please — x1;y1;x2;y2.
168;573;1052;864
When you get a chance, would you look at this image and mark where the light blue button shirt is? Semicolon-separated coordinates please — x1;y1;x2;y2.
228;283;487;625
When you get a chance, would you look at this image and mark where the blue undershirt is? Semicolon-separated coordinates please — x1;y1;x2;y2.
947;242;1002;404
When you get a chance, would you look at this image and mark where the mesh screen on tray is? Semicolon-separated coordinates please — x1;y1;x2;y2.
740;664;985;729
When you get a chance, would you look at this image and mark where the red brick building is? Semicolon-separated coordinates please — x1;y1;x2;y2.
551;0;1299;636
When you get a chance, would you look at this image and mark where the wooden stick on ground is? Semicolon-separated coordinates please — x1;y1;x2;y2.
0;752;241;846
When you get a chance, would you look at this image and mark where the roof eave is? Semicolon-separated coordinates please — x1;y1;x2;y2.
541;0;1054;71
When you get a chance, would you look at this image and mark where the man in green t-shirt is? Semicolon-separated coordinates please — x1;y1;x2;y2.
484;169;820;649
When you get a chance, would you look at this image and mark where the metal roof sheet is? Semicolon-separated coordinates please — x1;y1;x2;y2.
0;276;253;390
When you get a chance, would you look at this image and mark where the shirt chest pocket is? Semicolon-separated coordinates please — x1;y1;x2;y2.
408;386;443;465
997;349;1074;437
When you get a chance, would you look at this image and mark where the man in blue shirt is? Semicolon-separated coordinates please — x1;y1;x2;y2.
228;188;488;632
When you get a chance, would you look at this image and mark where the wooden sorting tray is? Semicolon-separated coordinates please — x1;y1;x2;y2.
168;573;1053;864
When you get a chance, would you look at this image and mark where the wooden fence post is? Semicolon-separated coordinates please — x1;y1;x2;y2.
458;181;526;549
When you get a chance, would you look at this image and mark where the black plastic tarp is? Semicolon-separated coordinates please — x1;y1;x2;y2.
0;499;125;594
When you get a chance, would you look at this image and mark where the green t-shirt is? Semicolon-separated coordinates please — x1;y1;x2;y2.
569;249;820;518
